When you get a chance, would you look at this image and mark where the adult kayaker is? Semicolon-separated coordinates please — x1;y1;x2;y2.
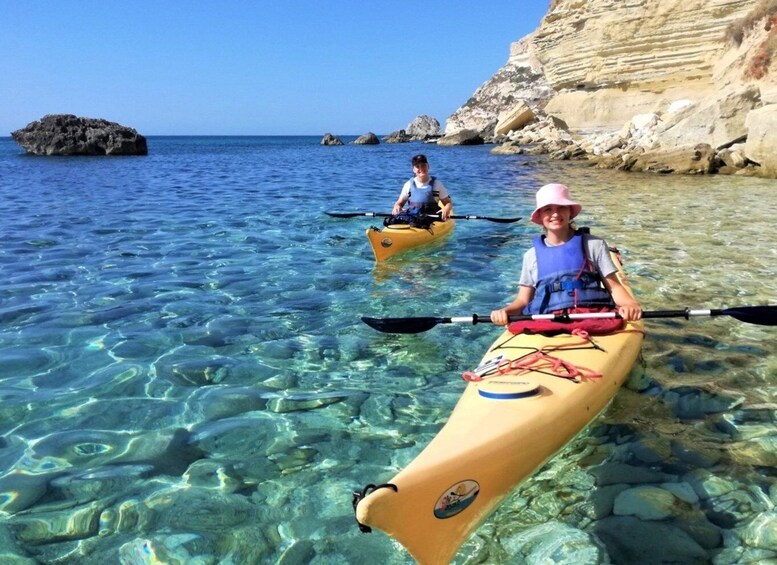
490;183;643;325
390;154;453;223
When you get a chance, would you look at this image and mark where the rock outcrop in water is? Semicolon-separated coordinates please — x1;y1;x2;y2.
405;115;441;140
445;0;777;177
320;133;344;146
12;114;148;156
383;129;412;143
353;132;380;145
382;115;442;143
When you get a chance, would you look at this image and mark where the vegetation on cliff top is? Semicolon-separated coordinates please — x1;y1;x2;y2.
725;0;777;79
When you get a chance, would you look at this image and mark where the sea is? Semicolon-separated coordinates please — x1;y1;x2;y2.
0;135;776;564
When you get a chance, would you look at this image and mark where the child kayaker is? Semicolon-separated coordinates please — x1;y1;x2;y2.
490;183;642;325
391;154;453;222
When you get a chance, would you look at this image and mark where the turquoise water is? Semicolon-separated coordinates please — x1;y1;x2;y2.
0;136;776;563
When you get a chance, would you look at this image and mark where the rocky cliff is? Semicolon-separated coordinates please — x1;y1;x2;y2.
446;0;777;177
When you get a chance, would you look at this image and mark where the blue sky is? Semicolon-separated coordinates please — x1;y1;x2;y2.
2;2;549;136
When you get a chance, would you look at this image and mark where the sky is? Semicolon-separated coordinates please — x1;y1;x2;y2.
1;2;550;136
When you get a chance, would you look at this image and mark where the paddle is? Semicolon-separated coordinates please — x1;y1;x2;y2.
324;211;521;223
361;306;777;334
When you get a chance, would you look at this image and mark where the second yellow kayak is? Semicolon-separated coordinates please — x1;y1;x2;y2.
366;218;455;262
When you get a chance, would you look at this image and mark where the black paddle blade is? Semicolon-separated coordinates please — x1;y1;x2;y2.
361;316;443;334
721;306;777;326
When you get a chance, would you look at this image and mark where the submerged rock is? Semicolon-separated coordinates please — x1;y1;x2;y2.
500;521;606;563
11;114;147;156
594;515;709;564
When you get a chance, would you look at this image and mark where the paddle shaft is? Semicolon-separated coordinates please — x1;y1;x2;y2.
325;211;520;223
362;306;776;333
462;309;747;325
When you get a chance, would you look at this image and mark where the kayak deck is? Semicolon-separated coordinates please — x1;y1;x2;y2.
355;252;644;564
366;219;455;262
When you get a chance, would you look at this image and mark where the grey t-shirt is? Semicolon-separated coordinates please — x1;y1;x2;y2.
519;235;616;288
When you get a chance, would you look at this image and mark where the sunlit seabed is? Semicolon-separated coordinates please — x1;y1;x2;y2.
0;137;775;563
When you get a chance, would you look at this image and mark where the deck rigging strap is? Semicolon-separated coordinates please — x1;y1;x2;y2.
463;328;644;382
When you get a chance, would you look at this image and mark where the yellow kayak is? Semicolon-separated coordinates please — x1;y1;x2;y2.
354;251;644;564
366;218;455;262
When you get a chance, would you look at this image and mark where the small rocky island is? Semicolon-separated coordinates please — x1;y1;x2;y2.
11;114;148;156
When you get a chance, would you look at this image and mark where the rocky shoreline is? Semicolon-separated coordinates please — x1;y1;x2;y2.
441;1;777;179
490;109;762;177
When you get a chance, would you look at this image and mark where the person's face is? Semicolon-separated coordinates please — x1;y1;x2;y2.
413;162;429;176
539;204;571;229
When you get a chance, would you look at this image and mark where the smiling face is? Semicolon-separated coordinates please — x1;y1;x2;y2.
538;204;573;237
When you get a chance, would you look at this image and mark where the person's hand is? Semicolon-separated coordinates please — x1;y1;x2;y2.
440;209;450;221
490;309;509;325
618;302;642;321
392;203;401;215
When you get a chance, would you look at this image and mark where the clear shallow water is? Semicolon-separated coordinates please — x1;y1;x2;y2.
0;136;775;564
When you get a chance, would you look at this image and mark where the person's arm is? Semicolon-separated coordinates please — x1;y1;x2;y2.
588;238;642;321
392;184;409;214
602;274;642;321
432;179;453;220
490;285;534;325
439;196;452;220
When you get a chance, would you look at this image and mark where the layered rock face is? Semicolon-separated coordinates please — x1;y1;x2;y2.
534;0;757;131
446;0;777;176
12;114;148;156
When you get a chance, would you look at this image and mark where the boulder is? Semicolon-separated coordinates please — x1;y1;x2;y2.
491;143;524;155
744;105;777;177
628;143;716;174
405;115;441;140
320;133;344;146
383;129;412;143
436;129;484;146
494;102;535;135
353;132;379;145
594;516;709;564
649;86;761;151
11;114;147;156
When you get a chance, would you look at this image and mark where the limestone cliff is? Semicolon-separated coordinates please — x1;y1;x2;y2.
445;0;777;176
534;0;758;131
445;36;555;137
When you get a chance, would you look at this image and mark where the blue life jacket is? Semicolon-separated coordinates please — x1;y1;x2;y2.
406;176;439;214
524;230;615;315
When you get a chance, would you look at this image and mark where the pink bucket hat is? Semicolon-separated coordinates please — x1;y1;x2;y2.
530;183;582;225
